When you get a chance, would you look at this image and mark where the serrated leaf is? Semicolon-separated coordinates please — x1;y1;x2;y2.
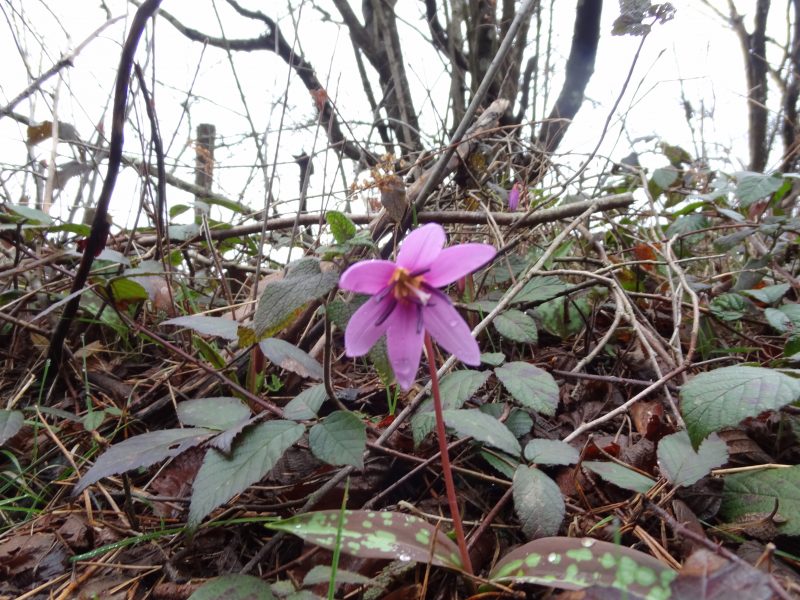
309;410;366;468
259;338;323;380
740;283;789;305
284;384;328;420
161;315;239;341
657;430;728;487
736;173;784;207
480;450;518;478
494;309;538;343
443;409;521;456
524;439;579;465
75;428;215;494
666;213;709;239
506;409;533;438
480;352;505;366
721;465;800;536
512;465;564;539
189;420;303;527
714;227;756;252
514;276;567;304
266;510;462;569
709;293;750;321
325;210;356;243
0;410;24;446
494;362;559;415
490;536;676;598
177;398;251;430
583;461;655;494
680;366;800;446
302;565;370;586
253;258;338;338
188;574;275;600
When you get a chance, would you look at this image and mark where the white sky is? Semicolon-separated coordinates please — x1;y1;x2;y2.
0;1;788;234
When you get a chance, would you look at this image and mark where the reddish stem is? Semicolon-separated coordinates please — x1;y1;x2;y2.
424;333;474;576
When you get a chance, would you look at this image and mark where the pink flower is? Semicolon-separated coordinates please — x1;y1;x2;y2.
339;224;496;389
508;182;521;211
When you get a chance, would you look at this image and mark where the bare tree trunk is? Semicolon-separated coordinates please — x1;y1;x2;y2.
782;0;800;172
194;123;215;220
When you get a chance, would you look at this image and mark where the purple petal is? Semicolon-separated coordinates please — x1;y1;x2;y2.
339;260;397;294
386;302;425;389
396;223;445;271
508;183;521;211
424;244;496;287
422;294;480;365
345;294;394;356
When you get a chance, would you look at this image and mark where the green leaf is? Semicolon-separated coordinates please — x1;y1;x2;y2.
253;258;339;338
657;430;728;487
651;166;679;190
480;450;518;478
302;565;371;586
177;398;251;430
443;409;521;456
480;352;505;366
284;384;328;420
736;173;784;207
107;277;149;303
494;362;559;415
489;536;676;598
494;309;538;343
75;428;215;494
266;510;462;569
259;338;323;380
533;296;591;339
506;409;533;438
169;204;191;219
512;465;565;539
721;465;800;536
325;211;357;243
666;213;709;240
524;439;579;466
6;204;52;224
0;410;24;446
765;303;800;334
309;410;366;469
189;420;304;527
583;461;655;494
161;315;240;341
680;366;800;446
514;276;567;304
740;283;790;305
188;574;275;600
709;293;750;321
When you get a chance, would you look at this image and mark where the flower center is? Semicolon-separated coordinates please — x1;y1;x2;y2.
389;267;431;305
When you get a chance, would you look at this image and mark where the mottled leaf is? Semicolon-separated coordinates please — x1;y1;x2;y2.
259;338;323;380
188;574;275;600
177;398;251;430
512;465;565;539
189;420;304;527
75;428;215;494
583;461;655;494
524;439;579;466
309;410;366;469
657;430;728;487
495;362;559;415
680;366;800;446
266;510;462;569
490;536;676;598
161;315;239;341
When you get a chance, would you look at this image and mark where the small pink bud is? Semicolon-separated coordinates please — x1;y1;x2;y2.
509;182;521;211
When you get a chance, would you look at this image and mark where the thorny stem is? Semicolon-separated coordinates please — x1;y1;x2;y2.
424;333;473;576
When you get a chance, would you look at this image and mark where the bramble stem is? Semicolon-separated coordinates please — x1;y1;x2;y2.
424;333;473;576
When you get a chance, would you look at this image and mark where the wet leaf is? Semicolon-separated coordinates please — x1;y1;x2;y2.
512;465;565;539
253;258;338;338
657;430;727;487
524;439;579;465
189;420;304;527
161;315;240;341
721;465;800;536
583;461;656;494
177;398;251;430
444;409;521;456
680;366;800;446
284;384;329;420
189;574;275;599
494;362;559;415
259;338;323;380
309;410;366;469
490;536;676;598
75;428;216;494
266;510;462;569
494;309;538;343
0;409;24;446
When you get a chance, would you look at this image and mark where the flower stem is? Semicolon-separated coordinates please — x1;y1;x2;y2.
424;333;473;576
